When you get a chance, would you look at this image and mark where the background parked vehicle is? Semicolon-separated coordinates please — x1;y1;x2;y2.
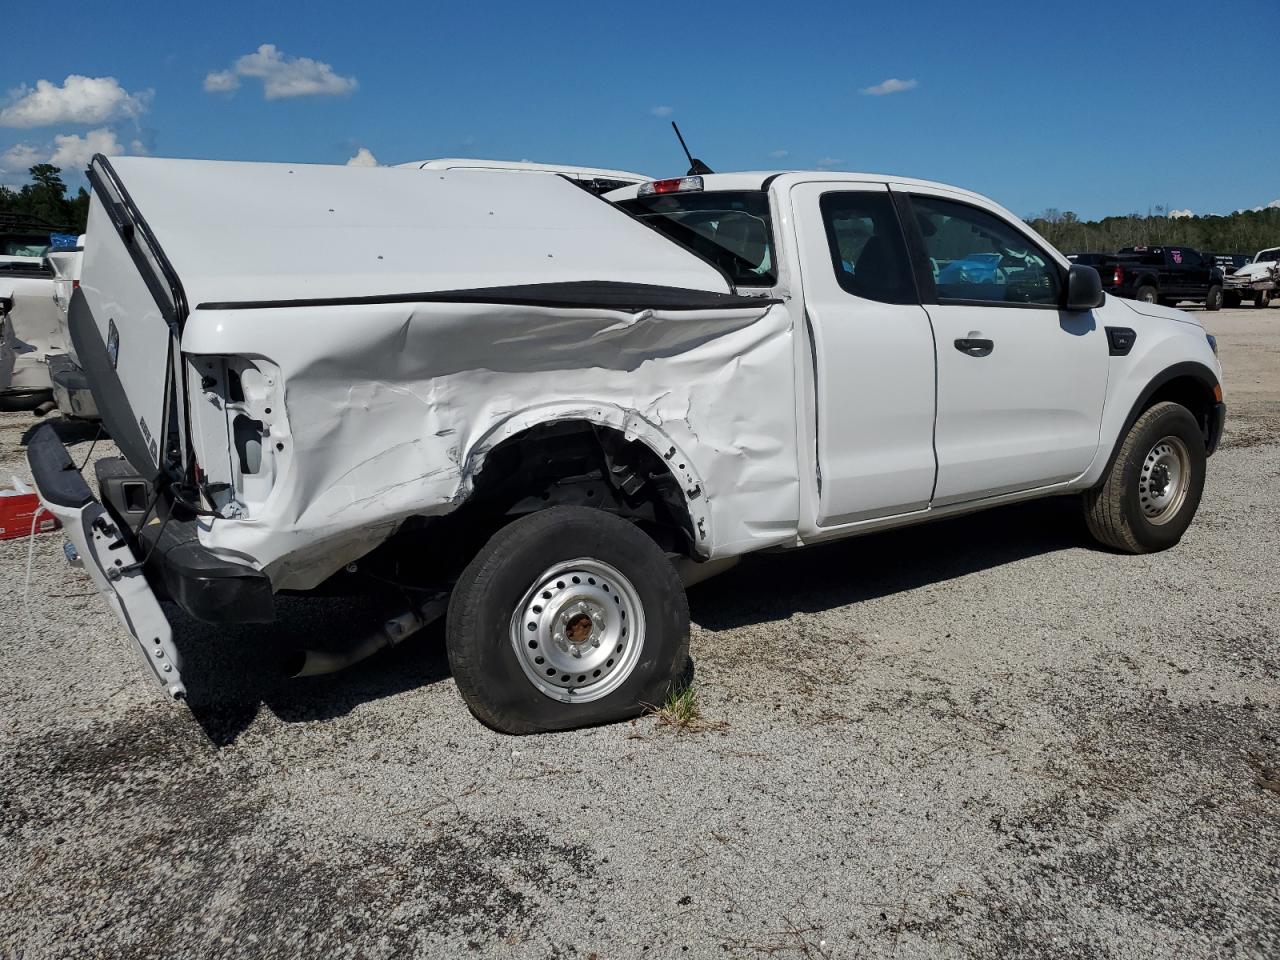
1209;252;1251;278
1224;246;1278;309
1084;246;1225;309
0;255;59;412
45;236;98;419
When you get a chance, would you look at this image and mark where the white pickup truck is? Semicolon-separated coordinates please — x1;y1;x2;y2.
1224;246;1278;308
28;156;1225;732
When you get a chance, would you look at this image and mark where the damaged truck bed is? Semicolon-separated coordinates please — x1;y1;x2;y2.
30;156;798;719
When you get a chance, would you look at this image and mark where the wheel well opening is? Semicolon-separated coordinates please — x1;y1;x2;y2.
369;420;698;591
1143;375;1216;444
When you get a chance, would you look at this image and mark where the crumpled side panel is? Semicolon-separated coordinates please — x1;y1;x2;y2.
1;274;66;395
182;299;800;590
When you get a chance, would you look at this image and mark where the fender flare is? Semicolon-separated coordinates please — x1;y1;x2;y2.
1096;360;1222;484
458;400;714;556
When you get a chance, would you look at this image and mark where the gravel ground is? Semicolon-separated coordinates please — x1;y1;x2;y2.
1;307;1277;959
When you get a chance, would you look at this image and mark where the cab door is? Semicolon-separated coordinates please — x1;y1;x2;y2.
895;185;1108;505
790;182;937;527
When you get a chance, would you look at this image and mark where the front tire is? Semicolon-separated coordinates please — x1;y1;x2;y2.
446;506;690;734
1083;402;1206;553
1205;285;1223;311
1257;290;1273;309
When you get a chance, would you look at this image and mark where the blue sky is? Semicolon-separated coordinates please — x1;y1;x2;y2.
2;0;1275;220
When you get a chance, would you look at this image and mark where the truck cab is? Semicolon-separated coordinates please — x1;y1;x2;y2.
608;173;1221;535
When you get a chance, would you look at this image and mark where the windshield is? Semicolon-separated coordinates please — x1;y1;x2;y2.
1256;248;1280;264
617;191;776;286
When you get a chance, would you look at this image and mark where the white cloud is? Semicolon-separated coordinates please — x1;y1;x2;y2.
1236;199;1280;213
203;70;239;94
1;127;138;179
50;127;124;170
0;75;152;128
769;149;789;159
346;147;378;167
815;157;844;170
860;78;919;96
204;44;357;100
1169;208;1194;219
0;142;43;173
649;105;673;117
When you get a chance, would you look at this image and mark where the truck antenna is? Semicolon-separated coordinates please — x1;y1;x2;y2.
671;122;713;176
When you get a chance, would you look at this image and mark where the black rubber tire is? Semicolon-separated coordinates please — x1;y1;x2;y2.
1223;291;1242;309
1205;285;1223;311
1257;290;1272;309
0;388;54;412
446;506;690;734
1134;286;1158;304
1083;402;1206;554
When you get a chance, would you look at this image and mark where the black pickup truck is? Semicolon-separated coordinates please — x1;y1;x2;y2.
1067;246;1224;310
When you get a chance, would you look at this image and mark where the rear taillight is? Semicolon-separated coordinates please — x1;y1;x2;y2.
1112;266;1124;286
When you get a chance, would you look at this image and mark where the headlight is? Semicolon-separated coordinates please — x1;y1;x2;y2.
1206;334;1218;355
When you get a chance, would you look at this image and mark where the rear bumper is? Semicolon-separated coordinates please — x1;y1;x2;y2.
27;424;277;698
26;422;187;699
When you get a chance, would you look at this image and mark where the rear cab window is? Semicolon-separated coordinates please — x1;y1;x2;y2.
616;191;777;287
819;191;917;304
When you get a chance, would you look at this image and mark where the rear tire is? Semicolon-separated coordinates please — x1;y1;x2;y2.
1083;402;1206;554
1134;285;1158;304
1204;285;1223;311
446;506;690;734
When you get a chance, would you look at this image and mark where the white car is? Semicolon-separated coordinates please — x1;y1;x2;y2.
1224;247;1278;308
28;156;1225;731
0;254;63;411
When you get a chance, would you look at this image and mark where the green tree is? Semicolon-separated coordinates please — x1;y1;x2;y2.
0;163;86;232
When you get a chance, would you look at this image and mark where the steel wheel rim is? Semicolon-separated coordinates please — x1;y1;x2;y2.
1138;435;1191;525
509;557;645;703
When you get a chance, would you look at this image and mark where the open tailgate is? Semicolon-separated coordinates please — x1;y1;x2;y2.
74;158;186;480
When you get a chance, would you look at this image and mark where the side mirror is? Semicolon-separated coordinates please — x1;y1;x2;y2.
1066;264;1104;311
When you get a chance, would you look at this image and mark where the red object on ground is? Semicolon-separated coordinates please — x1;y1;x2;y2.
0;492;60;540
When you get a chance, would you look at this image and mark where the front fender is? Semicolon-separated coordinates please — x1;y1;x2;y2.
1082;318;1222;487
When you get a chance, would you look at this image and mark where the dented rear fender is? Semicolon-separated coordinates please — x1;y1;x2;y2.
180;298;801;590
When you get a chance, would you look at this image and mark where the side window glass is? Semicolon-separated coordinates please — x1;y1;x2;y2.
911;195;1061;306
819;191;917;305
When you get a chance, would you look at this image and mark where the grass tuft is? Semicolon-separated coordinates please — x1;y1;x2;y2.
650;683;725;733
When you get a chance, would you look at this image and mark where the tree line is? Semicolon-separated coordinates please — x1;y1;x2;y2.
3;161;1278;257
1026;205;1280;256
0;164;90;234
